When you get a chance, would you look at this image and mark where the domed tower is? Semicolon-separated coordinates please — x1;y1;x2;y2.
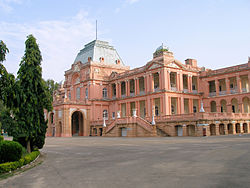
153;43;174;59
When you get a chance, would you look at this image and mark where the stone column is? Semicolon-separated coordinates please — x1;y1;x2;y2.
189;98;193;113
126;102;130;117
215;79;219;96
224;124;228;135
167;70;171;90
188;75;192;92
162;68;167;90
226;77;230;94
127;80;130;96
240;122;244;134
182;125;187;136
179;72;183;91
232;123;236;134
237;76;242;93
176;72;180;91
136;78;140;95
215;124;220;135
116;83;119;98
177;97;182;114
180;97;184;114
136;101;140;117
144;75;147;93
151;73;154;92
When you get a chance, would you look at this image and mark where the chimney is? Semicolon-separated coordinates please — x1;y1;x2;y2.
88;57;92;62
185;59;197;67
99;57;104;63
116;59;120;65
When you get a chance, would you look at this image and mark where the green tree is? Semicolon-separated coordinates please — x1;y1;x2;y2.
45;79;59;101
0;41;16;133
13;35;52;152
0;40;9;62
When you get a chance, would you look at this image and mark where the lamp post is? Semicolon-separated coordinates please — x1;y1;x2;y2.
103;111;106;127
151;107;155;125
200;100;205;113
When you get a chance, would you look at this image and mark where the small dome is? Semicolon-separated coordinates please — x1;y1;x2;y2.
155;43;169;52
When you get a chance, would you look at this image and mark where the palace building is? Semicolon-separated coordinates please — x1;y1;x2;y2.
46;40;250;137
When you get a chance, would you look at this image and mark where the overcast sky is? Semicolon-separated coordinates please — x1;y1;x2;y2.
1;0;250;82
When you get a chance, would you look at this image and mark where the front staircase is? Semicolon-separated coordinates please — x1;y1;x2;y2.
156;126;170;137
105;116;155;135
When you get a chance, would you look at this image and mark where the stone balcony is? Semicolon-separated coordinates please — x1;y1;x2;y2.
154;112;250;122
209;92;216;97
219;91;226;95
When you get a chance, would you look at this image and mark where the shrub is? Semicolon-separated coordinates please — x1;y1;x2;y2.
0;136;3;142
0;140;22;163
0;150;40;174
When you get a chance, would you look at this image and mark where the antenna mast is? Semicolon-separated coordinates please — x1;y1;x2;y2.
96;20;97;40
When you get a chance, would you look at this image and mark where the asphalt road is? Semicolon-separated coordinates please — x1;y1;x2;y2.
1;135;250;188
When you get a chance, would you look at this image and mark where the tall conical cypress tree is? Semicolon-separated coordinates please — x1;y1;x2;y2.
16;35;52;152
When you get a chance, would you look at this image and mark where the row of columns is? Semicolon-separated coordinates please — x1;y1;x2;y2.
117;96;199;118
210;74;250;96
112;69;197;98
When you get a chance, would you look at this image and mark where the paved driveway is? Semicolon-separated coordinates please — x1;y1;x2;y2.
1;135;250;188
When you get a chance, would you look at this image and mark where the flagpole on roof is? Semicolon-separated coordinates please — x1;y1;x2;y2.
96;20;97;40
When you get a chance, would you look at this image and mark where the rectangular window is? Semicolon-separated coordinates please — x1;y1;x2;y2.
85;88;88;99
68;92;71;100
112;112;115;119
121;103;126;117
76;87;80;100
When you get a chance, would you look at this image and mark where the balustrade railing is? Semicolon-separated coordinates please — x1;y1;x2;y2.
219;91;226;95
209;92;216;97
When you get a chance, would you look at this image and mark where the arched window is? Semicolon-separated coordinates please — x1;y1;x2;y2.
210;101;217;112
103;110;108;119
85;88;88;99
76;87;80;100
103;88;107;99
220;100;227;112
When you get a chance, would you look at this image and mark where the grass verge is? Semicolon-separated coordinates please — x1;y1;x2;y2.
0;151;44;180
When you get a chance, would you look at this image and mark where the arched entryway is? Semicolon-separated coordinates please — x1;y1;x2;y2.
175;125;183;136
235;123;241;133
228;123;233;134
71;111;84;136
210;124;216;136
219;124;225;135
187;125;195;136
243;123;248;133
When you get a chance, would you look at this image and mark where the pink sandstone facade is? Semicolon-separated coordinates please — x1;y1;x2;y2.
45;40;250;137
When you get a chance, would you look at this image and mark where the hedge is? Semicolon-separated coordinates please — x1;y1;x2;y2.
0;140;23;163
0;150;40;174
0;136;3;142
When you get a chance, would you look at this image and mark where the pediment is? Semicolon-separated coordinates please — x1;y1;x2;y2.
166;61;183;69
147;62;163;70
